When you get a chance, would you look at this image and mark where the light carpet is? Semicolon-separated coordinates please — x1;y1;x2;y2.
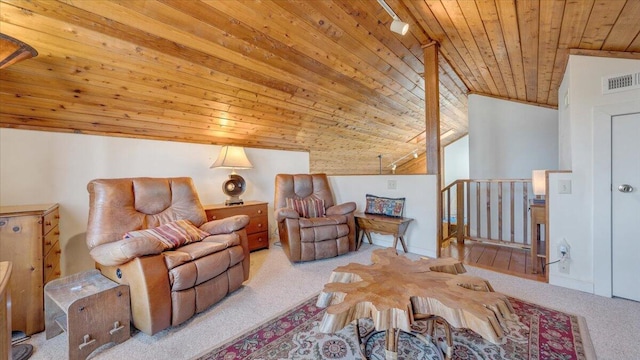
21;243;640;359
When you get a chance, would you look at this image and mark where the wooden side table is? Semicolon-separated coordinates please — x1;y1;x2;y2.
44;270;130;360
530;202;547;274
354;212;413;252
204;201;269;252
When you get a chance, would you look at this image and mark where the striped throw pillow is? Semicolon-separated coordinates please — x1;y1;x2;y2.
124;219;209;249
286;197;326;218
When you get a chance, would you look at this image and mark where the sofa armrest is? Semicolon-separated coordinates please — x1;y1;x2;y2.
98;255;171;335
326;201;356;216
89;236;165;266
200;215;250;234
275;207;300;222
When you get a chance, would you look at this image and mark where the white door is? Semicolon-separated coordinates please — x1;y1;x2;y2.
612;112;640;302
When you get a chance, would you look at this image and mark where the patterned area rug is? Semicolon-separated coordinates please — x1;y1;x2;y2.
196;295;595;360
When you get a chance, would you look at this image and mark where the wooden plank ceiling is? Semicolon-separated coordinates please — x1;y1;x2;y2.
1;0;638;175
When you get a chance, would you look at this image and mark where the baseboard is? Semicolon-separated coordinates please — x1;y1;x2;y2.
549;274;594;294
367;237;437;258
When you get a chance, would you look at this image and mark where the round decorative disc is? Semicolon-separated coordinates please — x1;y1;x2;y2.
222;175;245;196
225;182;236;192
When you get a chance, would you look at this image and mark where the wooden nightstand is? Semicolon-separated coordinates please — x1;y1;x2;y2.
204;201;269;252
530;202;547;274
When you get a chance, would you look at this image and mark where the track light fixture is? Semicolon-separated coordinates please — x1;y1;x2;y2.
388;149;420;172
376;0;409;35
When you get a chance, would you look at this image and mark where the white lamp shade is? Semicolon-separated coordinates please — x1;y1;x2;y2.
390;19;409;35
532;170;546;196
210;146;253;169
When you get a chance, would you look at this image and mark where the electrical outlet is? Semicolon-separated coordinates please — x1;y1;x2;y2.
558;239;571;258
559;245;568;256
558;238;570;274
387;180;397;190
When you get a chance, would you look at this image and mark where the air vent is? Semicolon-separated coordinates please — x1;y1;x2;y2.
602;72;640;94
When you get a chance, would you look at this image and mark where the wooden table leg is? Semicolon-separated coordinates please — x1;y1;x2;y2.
384;328;398;360
397;236;408;253
531;223;539;274
391;235;408;253
354;319;367;360
364;230;373;245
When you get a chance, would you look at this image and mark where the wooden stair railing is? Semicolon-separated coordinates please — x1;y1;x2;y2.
440;179;533;252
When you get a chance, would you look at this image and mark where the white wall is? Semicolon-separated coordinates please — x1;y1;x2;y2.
552;55;640;295
468;95;558;179
443;135;469;186
558;77;572;169
0;129;309;275
329;175;438;257
546;171;592;290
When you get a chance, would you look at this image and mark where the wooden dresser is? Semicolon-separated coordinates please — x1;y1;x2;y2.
0;203;60;335
204;201;269;252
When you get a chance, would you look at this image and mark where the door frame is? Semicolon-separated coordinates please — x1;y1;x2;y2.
593;100;640;297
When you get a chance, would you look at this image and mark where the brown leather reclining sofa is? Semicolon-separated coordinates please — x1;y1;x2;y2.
85;177;250;335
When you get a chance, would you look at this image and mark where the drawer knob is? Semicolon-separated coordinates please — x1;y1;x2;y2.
45;241;52;245
12;226;21;233
257;210;263;214
56;250;62;254
55;214;60;219
46;264;53;268
46;221;52;226
0;220;5;226
257;223;262;228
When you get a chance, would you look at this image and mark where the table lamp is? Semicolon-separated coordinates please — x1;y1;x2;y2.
532;170;546;204
210;146;253;206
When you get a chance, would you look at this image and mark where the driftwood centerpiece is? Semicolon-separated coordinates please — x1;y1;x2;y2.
316;248;516;347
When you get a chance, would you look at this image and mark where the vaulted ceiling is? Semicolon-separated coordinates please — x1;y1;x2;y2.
1;0;639;175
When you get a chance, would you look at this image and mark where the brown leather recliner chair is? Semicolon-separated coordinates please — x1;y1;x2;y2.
274;174;356;262
85;177;250;335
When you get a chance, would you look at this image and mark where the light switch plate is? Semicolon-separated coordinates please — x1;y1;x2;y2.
558;179;572;194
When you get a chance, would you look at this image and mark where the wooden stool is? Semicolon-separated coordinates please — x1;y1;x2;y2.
44;270;130;360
